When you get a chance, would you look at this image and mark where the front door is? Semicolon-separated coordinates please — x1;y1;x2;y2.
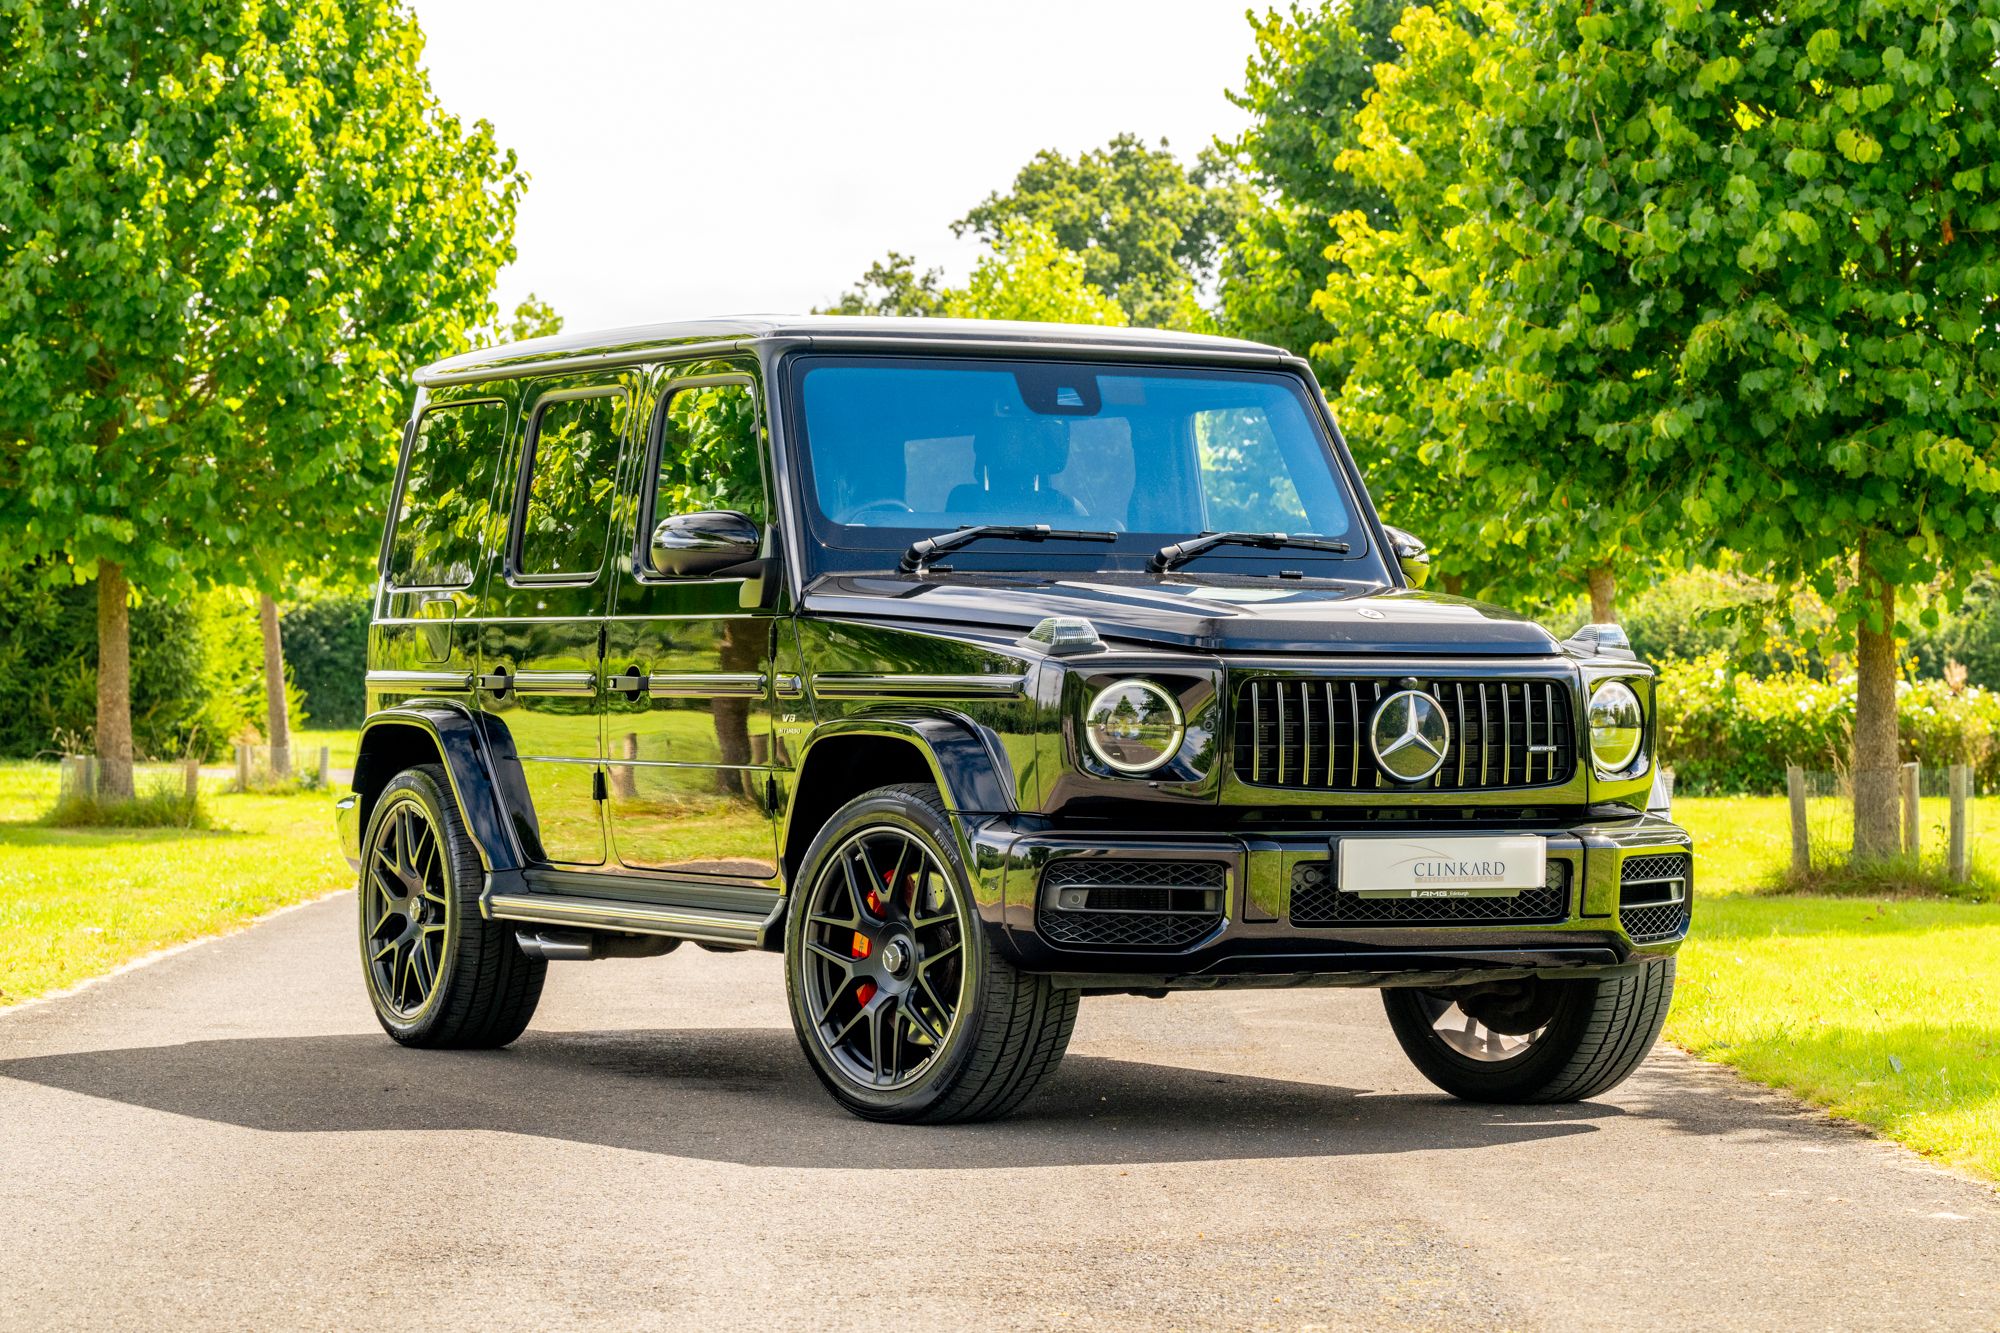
603;365;782;880
479;375;635;867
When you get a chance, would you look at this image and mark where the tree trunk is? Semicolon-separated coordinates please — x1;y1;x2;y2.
1587;564;1617;623
259;592;292;779
96;561;135;801
1851;557;1901;862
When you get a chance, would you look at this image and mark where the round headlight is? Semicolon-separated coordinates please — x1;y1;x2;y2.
1084;679;1185;774
1588;680;1645;772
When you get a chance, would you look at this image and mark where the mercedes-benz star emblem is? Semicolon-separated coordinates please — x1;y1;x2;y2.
1370;689;1451;782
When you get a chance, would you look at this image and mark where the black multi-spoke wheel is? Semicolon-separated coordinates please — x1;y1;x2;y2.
785;783;1079;1123
357;765;545;1048
1383;960;1676;1103
363;797;451;1018
799;825;967;1091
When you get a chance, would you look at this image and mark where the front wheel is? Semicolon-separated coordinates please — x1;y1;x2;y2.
1382;960;1675;1103
785;783;1077;1123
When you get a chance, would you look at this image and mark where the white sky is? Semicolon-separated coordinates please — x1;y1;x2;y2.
408;0;1259;333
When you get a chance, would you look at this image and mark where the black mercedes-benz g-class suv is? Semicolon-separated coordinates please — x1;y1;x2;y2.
338;316;1690;1123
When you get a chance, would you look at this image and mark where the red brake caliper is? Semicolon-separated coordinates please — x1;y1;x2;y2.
852;874;895;1008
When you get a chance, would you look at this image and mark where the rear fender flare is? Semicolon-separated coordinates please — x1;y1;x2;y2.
351;705;539;875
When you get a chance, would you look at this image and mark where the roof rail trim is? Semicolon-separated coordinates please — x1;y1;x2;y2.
415;338;755;387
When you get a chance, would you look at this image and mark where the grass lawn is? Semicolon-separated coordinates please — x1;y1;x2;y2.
0;762;350;1006
1672;796;2000;1180
293;727;360;772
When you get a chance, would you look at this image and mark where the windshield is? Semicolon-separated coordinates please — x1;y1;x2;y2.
790;356;1380;577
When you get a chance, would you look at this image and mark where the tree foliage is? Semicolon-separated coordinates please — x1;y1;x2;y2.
817;252;946;318
952;134;1245;328
0;0;523;595
1220;0;1408;379
942;220;1128;326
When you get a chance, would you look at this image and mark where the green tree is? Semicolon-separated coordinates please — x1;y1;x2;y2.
953;134;1245;328
1332;0;2000;859
0;0;523;796
817;252;946;318
1220;0;1408;379
942;221;1128;326
488;291;565;345
1308;2;1684;617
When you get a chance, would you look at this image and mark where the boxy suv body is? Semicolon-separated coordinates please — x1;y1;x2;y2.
338;316;1692;1122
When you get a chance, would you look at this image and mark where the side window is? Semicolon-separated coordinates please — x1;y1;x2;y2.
387;400;507;588
512;389;627;580
649;381;766;527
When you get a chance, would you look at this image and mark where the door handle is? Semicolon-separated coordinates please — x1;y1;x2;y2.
606;671;648;696
476;670;512;694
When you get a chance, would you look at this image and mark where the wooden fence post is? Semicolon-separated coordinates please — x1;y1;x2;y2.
1787;765;1810;874
317;746;331;787
235;743;251;791
184;756;201;800
1901;762;1921;858
1948;764;1970;884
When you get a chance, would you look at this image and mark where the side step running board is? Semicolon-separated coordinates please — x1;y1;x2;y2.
486;891;781;950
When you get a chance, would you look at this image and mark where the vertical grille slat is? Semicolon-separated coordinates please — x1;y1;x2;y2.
1235;676;1574;792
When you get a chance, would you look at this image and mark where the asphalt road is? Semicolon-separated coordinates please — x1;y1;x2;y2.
2;895;1995;1331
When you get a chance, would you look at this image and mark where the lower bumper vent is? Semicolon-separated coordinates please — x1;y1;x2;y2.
1619;851;1692;942
1037;859;1226;951
1290;859;1571;927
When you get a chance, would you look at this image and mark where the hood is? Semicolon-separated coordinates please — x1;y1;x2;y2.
801;573;1562;656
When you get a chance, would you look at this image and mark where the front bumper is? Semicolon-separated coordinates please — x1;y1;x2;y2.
968;811;1691;992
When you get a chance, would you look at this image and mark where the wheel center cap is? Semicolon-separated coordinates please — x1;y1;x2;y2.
880;938;911;977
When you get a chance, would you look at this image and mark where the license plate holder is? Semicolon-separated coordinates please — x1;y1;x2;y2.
1335;835;1547;899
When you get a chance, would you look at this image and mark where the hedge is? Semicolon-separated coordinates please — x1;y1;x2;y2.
282;592;369;729
0;569;263;761
1657;653;2000;794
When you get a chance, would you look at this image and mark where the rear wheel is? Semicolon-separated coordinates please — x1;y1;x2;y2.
1382;960;1674;1103
358;764;545;1048
785;783;1077;1123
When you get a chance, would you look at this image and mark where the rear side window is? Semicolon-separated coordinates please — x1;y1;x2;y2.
387;400;508;589
650;381;766;526
512;389;627;579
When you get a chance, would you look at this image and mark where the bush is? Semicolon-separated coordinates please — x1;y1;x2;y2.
1658;653;2000;794
1618;567;1833;676
44;775;208;829
1907;569;2000;691
0;567;265;762
281;591;370;728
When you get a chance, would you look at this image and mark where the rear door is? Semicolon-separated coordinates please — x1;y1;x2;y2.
478;374;636;867
603;361;783;881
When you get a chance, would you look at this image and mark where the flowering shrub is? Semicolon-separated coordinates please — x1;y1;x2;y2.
1656;654;2000;794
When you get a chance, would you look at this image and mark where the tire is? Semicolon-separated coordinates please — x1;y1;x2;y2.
784;783;1078;1124
358;764;545;1048
1382;959;1675;1103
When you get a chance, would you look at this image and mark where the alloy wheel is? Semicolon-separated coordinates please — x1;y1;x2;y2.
363;795;452;1019
798;824;968;1091
1414;990;1549;1062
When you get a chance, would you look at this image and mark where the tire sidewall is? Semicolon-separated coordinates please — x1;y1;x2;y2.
358;768;468;1043
784;786;989;1118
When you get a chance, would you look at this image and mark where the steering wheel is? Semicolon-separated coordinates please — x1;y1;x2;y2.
843;498;914;522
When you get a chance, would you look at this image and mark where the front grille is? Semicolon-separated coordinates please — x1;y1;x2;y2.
1234;677;1574;792
1037;859;1226;951
1289;859;1571;927
1620;851;1692;942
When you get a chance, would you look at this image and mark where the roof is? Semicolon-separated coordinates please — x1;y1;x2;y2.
415;314;1292;386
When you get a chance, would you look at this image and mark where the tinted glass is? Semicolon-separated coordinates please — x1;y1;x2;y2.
387;400;507;588
797;361;1353;542
516;391;625;578
653;382;765;525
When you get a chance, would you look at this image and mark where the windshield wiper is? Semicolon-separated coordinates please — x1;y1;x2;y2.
901;523;1118;573
1149;530;1351;573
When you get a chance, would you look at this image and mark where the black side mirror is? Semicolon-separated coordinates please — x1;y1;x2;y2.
1382;525;1430;589
650;510;762;578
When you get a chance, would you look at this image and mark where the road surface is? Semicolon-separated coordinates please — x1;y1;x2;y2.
1;894;1995;1330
